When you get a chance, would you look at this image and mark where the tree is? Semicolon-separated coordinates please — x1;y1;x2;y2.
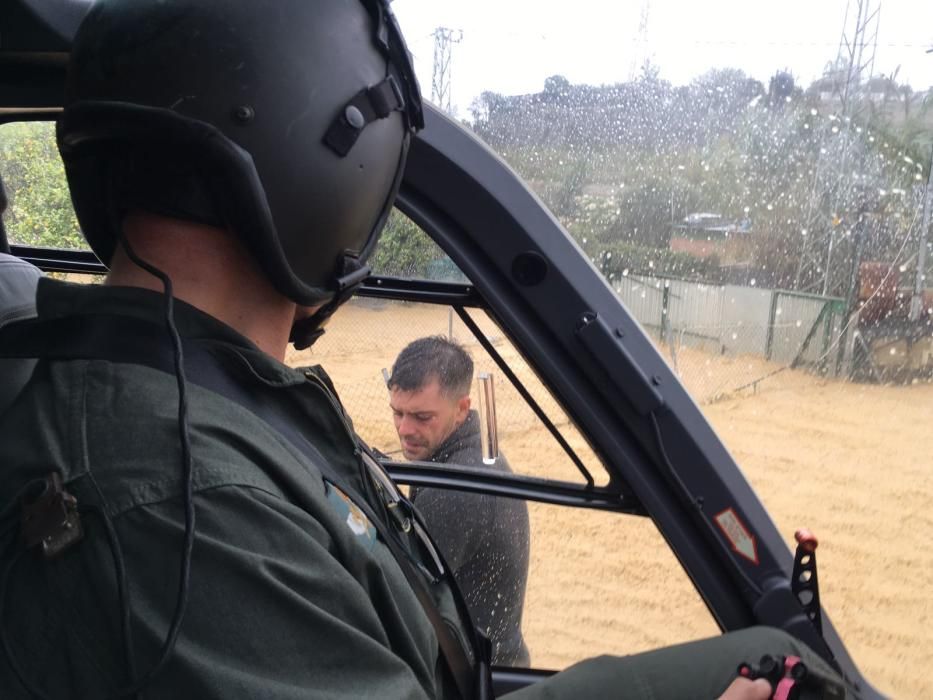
638;59;661;84
369;210;448;278
469;90;506;138
767;71;796;109
543;74;571;96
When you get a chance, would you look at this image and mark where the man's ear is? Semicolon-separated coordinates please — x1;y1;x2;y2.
456;395;471;423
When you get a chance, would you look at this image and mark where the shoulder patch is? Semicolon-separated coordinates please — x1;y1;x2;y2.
324;480;377;550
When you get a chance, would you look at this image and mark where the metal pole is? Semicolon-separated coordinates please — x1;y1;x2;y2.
765;290;779;361
909;144;933;321
476;373;499;465
660;284;670;346
822;228;835;296
836;207;867;375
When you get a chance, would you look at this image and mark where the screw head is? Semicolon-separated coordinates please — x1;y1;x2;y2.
233;105;255;124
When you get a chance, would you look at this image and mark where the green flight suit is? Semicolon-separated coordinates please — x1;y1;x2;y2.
0;279;843;699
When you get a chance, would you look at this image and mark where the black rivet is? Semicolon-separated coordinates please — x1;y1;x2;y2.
345;105;365;129
233;105;254;123
511;251;548;286
614;327;625;338
651;375;662;386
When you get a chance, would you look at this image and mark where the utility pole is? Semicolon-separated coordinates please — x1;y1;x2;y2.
909;144;933;321
832;0;881;118
628;0;652;81
794;0;882;297
431;27;462;115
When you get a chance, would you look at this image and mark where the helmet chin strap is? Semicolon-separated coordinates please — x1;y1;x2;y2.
289;254;371;350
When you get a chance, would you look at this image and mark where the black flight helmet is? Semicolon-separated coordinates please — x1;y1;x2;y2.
58;0;423;311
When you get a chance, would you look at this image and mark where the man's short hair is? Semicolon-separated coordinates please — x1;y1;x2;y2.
389;336;473;398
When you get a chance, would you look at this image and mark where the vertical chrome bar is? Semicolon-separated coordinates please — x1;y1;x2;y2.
476;372;499;465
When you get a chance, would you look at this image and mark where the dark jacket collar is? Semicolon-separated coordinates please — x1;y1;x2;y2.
35;277;306;388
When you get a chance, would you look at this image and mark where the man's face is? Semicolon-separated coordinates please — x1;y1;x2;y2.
389;377;470;461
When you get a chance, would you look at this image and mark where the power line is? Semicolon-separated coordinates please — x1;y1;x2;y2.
684;40;927;48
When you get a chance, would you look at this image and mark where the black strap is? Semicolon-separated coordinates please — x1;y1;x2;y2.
0;315;488;699
358;0;424;132
323;76;405;157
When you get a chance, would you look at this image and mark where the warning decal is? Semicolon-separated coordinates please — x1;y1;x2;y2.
714;507;759;565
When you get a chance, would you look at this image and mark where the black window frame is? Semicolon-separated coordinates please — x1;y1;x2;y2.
0;93;879;694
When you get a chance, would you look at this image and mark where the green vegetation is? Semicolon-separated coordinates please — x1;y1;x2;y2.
0;121;464;279
473;67;933;293
2;67;931;293
369;210;459;279
0;121;82;249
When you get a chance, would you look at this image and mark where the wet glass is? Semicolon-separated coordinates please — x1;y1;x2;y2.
393;1;932;695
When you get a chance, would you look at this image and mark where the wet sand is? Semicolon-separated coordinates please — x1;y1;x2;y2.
292;300;930;698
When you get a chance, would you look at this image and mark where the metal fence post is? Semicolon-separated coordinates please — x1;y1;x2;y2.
909;143;933;322
660;283;671;346
820;302;834;374
791;303;827;369
765;290;779;361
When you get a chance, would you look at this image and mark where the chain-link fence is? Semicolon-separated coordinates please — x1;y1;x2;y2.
614;274;847;404
284;279;848;483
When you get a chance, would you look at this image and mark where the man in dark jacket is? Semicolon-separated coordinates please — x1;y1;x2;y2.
388;337;531;667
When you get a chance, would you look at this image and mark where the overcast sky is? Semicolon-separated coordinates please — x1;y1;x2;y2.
392;0;933;117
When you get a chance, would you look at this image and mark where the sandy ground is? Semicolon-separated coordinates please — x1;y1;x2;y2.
706;377;933;700
290;299;932;699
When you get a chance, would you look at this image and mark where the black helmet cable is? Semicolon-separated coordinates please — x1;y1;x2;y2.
107;233;198;698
